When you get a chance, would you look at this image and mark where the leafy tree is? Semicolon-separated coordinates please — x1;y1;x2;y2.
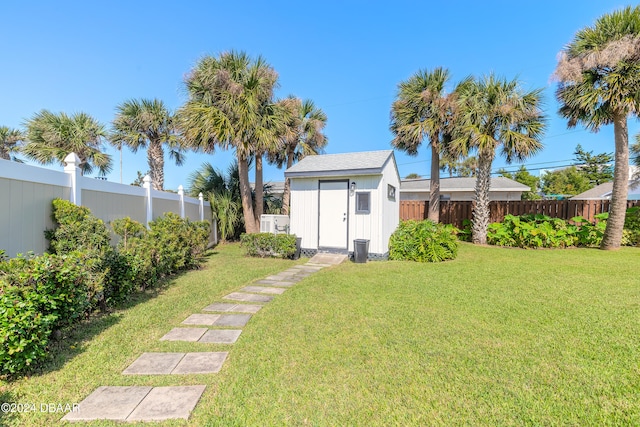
23;110;111;175
179;51;280;233
0;126;24;162
498;165;541;199
439;154;478;177
267;97;327;215
391;67;465;223
453;74;546;244
405;173;421;179
540;166;592;197
111;99;184;191
555;5;640;249
574;144;613;185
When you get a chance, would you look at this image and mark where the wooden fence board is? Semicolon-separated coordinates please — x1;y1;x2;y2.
399;199;640;228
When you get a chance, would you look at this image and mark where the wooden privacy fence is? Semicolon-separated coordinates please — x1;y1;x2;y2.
400;199;640;228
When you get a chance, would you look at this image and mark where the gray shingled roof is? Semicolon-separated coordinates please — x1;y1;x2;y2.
285;150;394;178
571;180;640;200
400;177;530;192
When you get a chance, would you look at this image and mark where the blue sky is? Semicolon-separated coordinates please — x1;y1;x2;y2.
1;1;637;190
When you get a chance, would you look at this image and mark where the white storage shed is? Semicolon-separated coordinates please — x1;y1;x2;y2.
284;150;400;260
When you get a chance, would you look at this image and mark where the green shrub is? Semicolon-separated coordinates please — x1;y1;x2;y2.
623;207;640;246
389;220;458;262
486;214;605;249
0;284;55;375
0;253;90;375
240;233;297;258
45;199;112;308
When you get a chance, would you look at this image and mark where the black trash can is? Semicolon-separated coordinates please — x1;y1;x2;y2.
353;239;369;263
293;237;302;260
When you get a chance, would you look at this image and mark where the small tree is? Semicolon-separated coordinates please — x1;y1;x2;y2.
574;144;613;186
498;166;541;199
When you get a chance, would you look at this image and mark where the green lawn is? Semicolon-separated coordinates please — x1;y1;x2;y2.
2;243;639;426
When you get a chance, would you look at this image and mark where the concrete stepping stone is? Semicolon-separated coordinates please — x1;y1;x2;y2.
272;281;296;288
123;352;228;375
255;279;278;284
213;314;252;327
123;353;184;375
199;329;242;344
182;314;221;325
240;285;287;295
224;292;273;303
160;327;207;342
202;303;262;313
62;386;153;422
172;352;228;374
264;275;288;281
127;385;206;421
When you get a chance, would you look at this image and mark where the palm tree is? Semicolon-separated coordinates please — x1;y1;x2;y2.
268;96;328;215
632;135;640;179
453;74;546;245
555;6;640;249
188;162;243;242
390;67;461;223
23;110;111;175
110;99;184;190
0;126;24;161
178;51;279;234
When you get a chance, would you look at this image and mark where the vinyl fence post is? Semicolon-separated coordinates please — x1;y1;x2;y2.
178;185;185;218
143;175;153;228
198;192;204;221
63;152;82;206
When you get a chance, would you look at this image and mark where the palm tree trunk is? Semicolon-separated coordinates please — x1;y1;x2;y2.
472;152;493;245
238;156;258;234
601;114;629;250
428;143;440;222
281;150;295;216
254;153;264;231
148;141;164;190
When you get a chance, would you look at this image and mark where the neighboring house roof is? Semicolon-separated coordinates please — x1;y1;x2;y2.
570;180;640;200
284;150;397;178
400;177;530;193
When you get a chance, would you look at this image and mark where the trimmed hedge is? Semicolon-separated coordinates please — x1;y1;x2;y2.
0;200;210;376
240;233;297;258
389;220;458;262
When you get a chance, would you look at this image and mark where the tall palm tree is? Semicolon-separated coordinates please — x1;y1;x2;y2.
390;67;461;222
0;126;24;162
23;110;111;175
110;99;184;190
555;6;640;249
268;96;328;215
178;51;279;233
453;74;546;245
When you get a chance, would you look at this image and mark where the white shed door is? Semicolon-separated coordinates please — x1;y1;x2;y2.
318;180;349;249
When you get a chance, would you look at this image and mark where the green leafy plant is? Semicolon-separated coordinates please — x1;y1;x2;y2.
487;214;606;249
388;220;458;262
622;207;640;246
240;233;297;258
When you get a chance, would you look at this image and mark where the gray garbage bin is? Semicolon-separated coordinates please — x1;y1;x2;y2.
353;239;369;263
293;237;302;260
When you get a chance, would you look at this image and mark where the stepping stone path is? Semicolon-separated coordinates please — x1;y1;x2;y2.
65;253;346;422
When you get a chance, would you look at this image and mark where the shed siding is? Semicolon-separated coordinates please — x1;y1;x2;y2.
380;160;400;254
289;178;319;249
347;175;382;253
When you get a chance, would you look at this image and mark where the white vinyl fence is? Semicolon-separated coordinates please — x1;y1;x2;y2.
1;153;217;258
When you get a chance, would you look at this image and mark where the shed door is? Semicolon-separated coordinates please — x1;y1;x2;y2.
318;180;349;250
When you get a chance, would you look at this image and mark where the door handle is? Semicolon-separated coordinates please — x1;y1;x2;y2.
343;213;347;222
